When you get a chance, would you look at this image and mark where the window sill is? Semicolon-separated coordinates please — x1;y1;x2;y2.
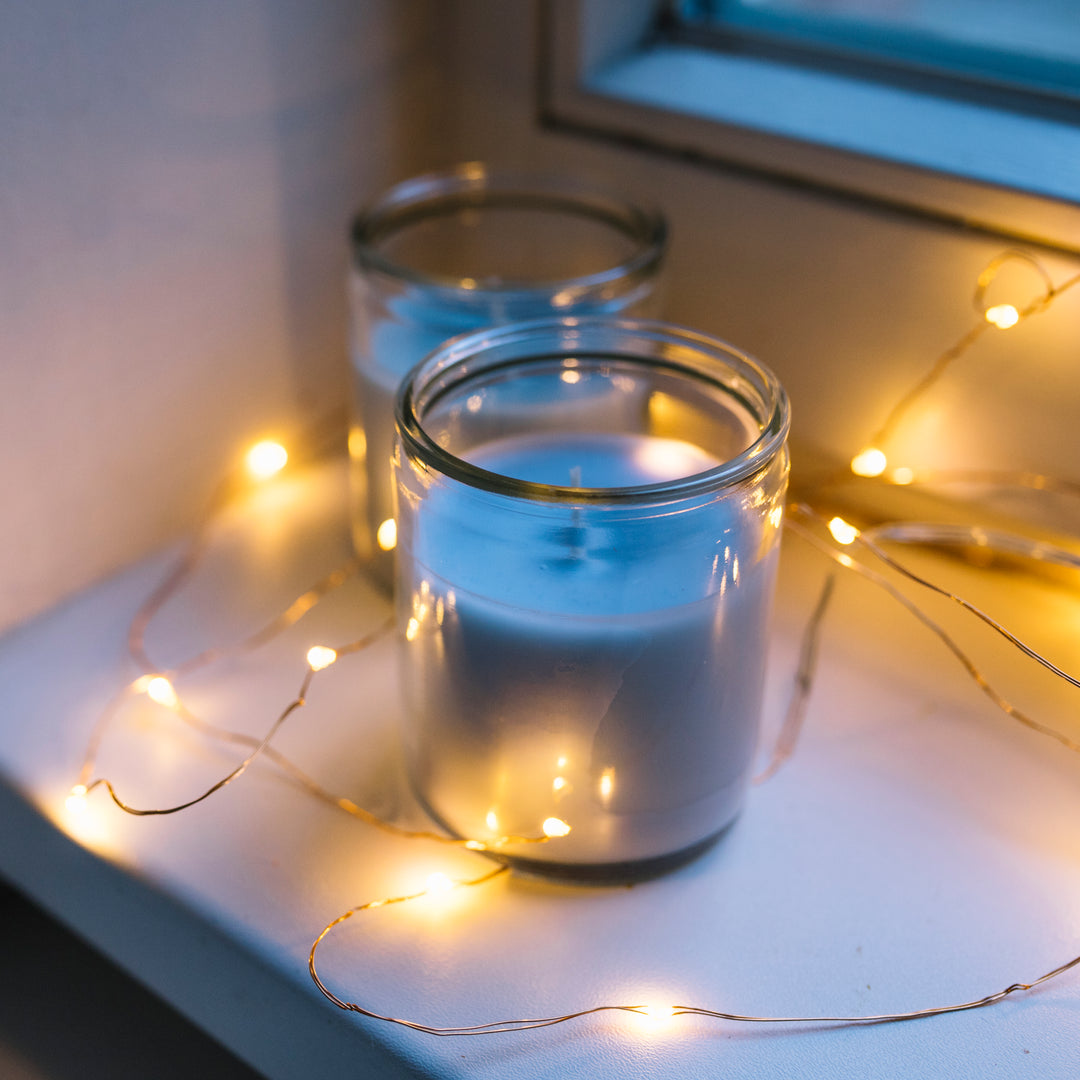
1;456;1079;1077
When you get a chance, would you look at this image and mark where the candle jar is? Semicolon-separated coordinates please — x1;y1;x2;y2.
349;164;666;586
394;318;790;882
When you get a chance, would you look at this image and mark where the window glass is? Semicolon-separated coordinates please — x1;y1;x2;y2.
679;0;1080;103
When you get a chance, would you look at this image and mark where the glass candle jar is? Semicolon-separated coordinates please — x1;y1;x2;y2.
349;164;666;586
394;317;790;882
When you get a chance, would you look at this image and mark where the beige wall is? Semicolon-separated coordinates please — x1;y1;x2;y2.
0;0;452;632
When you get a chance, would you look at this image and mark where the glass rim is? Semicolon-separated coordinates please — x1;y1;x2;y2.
396;316;791;506
350;162;667;297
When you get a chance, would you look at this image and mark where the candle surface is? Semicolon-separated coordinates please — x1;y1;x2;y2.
398;431;781;869
463;432;721;488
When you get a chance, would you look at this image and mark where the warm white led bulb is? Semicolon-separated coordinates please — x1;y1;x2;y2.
246;440;288;480
850;447;887;477
985;303;1019;329
425;872;454;895
146;676;179;708
828;517;859;545
642;1005;676;1021
542;817;571;838
376;518;397;551
306;645;337;671
65;784;88;813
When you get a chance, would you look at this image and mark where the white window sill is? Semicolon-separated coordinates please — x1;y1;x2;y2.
1;456;1079;1077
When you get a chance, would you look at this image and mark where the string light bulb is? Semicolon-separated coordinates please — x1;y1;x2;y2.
542;817;571;838
245;440;288;480
145;676;179;708
65;784;88;813
638;1004;677;1025
850;447;887;478
306;646;338;672
425;872;454;895
984;303;1020;329
376;519;397;551
827;517;859;545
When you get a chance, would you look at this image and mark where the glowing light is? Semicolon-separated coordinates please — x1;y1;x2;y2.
465;840;486;851
561;369;582;384
542;817;571;838
130;674;155;694
768;506;783;528
246;440;288;480
599;768;615;799
485;809;499;831
376;518;397;551
851;447;888;477
556;755;568;768
466;394;483;413
828;517;859;545
892;466;915;485
348;427;366;461
633;1004;677;1031
641;1005;676;1021
65;784;88;813
425;872;454;895
985;303;1019;329
837;553;856;569
405;618;420;642
146;676;178;708
552;776;568;793
306;645;337;671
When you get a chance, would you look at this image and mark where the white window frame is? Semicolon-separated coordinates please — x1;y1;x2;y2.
540;0;1080;254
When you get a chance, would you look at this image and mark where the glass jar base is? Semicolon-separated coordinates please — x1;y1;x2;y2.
492;823;737;886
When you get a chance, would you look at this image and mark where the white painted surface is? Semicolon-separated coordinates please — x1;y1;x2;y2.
1;459;1078;1078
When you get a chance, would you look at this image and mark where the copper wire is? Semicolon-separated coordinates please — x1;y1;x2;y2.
785;511;1080;754
865;257;1080;454
67;273;1080;1041
307;849;1080;1037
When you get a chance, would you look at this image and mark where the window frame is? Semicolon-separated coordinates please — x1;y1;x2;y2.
539;0;1080;255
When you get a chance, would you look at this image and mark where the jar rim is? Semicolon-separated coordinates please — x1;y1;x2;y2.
351;162;666;297
396;317;791;505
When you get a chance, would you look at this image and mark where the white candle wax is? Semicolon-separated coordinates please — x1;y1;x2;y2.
397;432;781;872
352;317;649;579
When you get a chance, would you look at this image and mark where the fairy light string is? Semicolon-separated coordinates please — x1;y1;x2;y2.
65;244;1080;1041
69;436;559;849
850;249;1080;478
